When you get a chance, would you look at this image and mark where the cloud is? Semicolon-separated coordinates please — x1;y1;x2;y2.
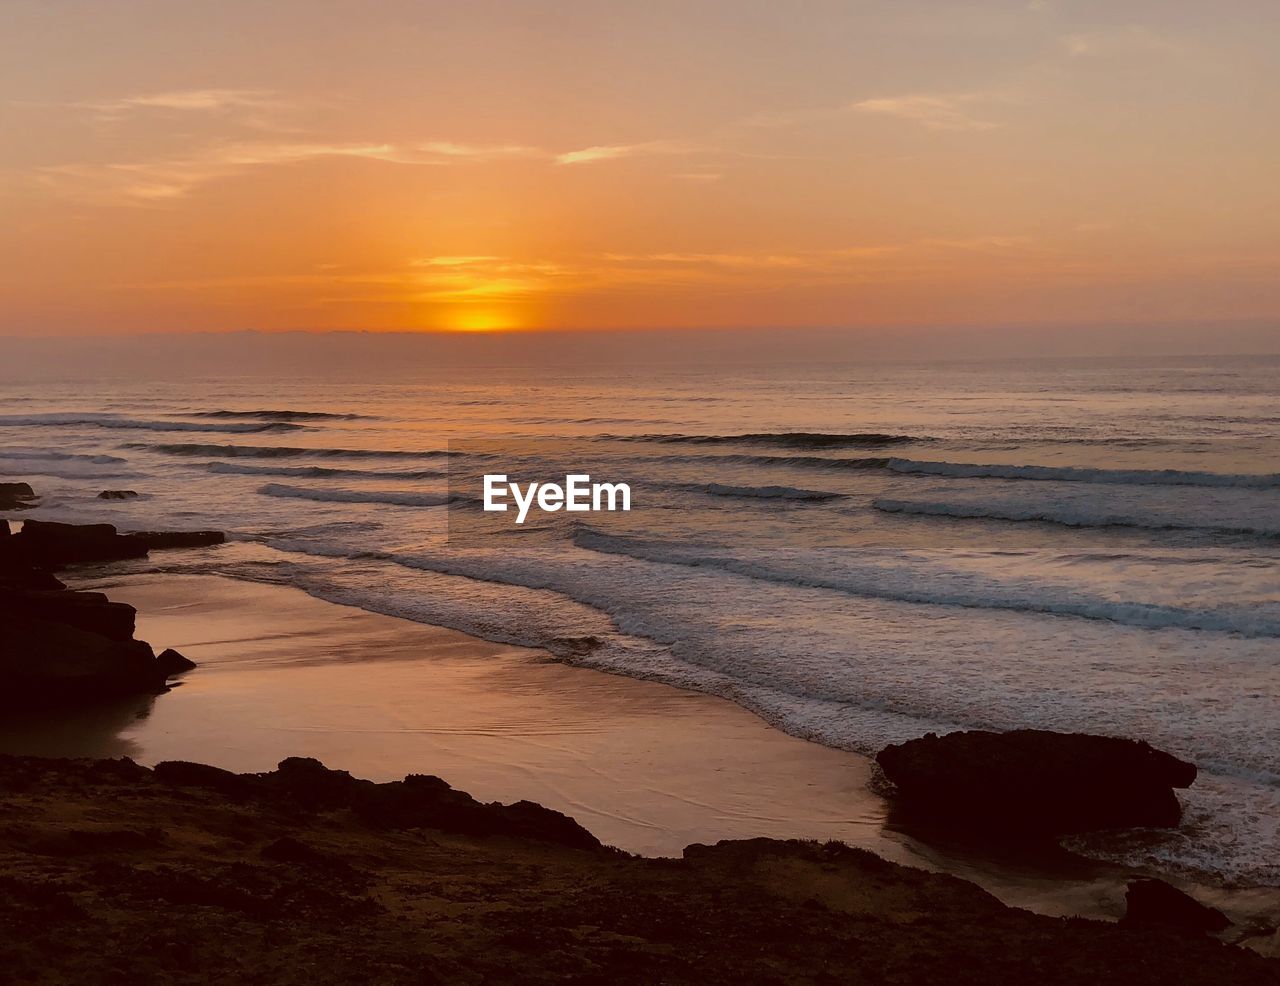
852;95;999;131
555;139;698;166
556;145;634;165
416;142;544;161
70;88;288;117
411;256;501;267
1062;27;1184;59
38;141;445;202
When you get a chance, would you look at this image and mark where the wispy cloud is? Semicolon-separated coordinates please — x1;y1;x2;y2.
69;88;289;117
38;141;445;202
852;95;999;131
416;142;544;161
555;139;698;166
411;255;502;267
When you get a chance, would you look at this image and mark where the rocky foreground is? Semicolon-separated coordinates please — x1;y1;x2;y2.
0;510;222;704
0;755;1276;985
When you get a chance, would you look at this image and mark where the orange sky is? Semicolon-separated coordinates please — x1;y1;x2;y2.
1;1;1278;339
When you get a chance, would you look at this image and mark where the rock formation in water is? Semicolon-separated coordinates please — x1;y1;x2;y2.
0;492;226;705
876;729;1197;836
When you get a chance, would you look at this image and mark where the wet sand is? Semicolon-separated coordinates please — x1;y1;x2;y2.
3;571;1275;940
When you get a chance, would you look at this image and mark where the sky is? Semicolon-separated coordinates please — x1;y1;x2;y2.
1;1;1278;349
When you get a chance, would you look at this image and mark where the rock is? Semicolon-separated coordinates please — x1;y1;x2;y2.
128;530;225;551
0;520;225;572
1123;879;1231;935
97;490;140;500
9;520;149;568
154;760;259;800
155;648;197;677
876;729;1196;836
0;482;36;510
152;756;605;850
0;589;137;641
0;614;163;703
0;507;225;709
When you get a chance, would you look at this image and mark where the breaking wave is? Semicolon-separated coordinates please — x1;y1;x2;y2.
257;483;454;508
873;497;1280;537
0;413;302;434
132;443;455;460
206;461;446;480
614;431;920;448
190;409;373;420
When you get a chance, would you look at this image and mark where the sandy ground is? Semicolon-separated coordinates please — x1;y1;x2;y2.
2;571;1276;940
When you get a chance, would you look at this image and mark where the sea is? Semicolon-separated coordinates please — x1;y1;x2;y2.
2;351;1277;886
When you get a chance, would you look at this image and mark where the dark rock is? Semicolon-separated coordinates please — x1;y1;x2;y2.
876;729;1197;836
9;520;148;568
270;757;366;810
1;521;225;571
0;511;224;710
150;755;603;849
1123;878;1232;935
97;490;140;500
155;648;197;677
0;589;137;641
154;761;260;800
0;482;36;510
128;530;226;551
0;615;162;703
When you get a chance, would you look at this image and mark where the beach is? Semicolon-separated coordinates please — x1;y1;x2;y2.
0;566;1272;949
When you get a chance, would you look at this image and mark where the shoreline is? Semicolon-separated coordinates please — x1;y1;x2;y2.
1;567;1274;943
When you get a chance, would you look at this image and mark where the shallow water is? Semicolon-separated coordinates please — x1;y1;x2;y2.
2;354;1277;886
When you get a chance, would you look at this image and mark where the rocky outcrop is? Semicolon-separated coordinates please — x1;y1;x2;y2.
97;490;140;500
156;648;197;676
0;616;161;703
1123;879;1232;935
0;520;226;572
0;487;225;706
2;520;149;568
876;729;1197;836
129;530;226;551
1;754;1277;985
155;756;605;851
0;482;36;510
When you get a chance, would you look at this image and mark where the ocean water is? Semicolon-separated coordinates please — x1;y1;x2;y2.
2;354;1278;886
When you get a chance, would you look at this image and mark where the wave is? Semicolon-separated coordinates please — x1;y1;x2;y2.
0;461;137;481
885;459;1280;489
0;413;302;434
132;442;454;460
651;452;1279;489
573;528;1280;638
614;431;919;448
657;452;895;470
669;481;844;501
257;483;454;507
190;409;373;420
873;497;1280;537
0;448;126;464
206;461;446;480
